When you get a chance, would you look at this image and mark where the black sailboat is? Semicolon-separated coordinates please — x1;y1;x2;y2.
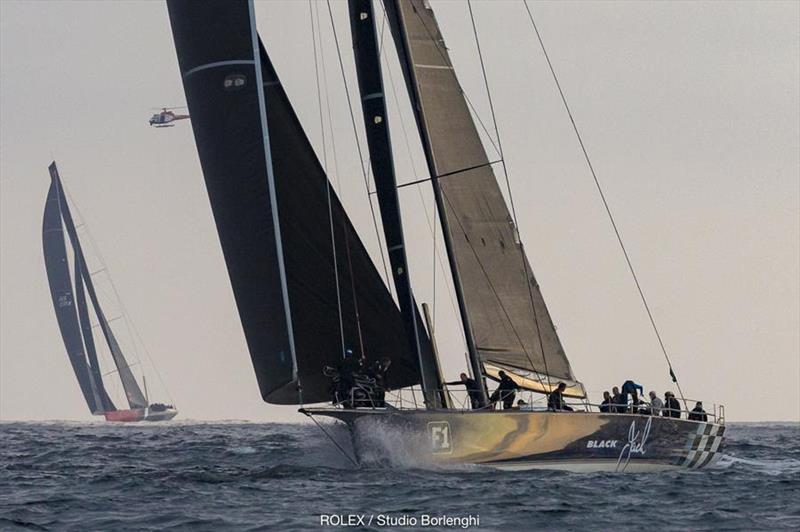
169;0;725;471
43;162;177;422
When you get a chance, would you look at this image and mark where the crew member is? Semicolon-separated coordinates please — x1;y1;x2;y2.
620;380;644;412
611;386;624;413
663;391;681;419
648;390;663;416
547;382;574;412
599;391;613;413
688;401;708;422
489;371;519;410
336;348;361;406
367;357;392;407
446;372;484;409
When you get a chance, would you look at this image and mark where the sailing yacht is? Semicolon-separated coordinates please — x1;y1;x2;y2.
168;0;725;471
42;162;177;422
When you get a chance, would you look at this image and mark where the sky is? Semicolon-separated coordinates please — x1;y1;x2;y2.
1;0;798;423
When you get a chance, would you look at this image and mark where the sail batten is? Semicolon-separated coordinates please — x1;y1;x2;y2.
385;0;584;396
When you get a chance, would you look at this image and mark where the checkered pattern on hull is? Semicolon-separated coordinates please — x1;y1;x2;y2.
680;422;725;468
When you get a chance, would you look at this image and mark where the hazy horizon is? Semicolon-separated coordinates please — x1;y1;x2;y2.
1;0;798;423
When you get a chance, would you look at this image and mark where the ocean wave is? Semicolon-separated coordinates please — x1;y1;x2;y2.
1;422;798;530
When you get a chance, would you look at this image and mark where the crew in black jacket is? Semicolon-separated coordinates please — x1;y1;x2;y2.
489;371;520;410
446;372;484;409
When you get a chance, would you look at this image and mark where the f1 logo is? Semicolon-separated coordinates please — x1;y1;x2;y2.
428;421;452;453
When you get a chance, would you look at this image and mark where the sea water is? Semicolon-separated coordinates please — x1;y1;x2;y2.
1;421;797;531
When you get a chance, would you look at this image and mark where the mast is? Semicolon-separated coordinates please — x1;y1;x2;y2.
347;0;441;407
383;0;488;404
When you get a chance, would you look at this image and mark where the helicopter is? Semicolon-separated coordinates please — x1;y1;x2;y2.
148;106;189;127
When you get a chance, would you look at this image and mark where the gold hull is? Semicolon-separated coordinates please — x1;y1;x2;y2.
303;408;725;472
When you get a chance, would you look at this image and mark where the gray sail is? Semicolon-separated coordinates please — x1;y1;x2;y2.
386;0;584;396
74;253;116;412
74;253;146;409
60;202;147;409
43;165;103;414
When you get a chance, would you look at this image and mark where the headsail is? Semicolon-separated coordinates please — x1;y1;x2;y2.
168;0;422;404
385;0;584;396
74;253;116;412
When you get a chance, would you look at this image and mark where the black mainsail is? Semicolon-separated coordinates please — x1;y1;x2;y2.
385;0;585;396
43;162;148;412
168;0;423;404
43;167;104;414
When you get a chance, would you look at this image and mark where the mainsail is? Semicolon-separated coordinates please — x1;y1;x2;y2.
43;162;147;412
385;0;585;396
43;169;104;414
168;0;423;404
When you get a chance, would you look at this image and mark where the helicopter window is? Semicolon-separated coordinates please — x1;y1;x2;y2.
224;74;247;91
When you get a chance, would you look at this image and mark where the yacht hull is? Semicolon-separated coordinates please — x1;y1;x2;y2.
302;408;724;472
103;407;178;422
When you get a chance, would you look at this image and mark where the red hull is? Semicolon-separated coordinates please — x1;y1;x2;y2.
104;409;146;422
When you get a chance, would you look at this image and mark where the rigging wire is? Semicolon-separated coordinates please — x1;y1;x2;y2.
317;4;344;194
522;0;687;406
310;0;346;360
375;0;465;350
324;0;393;302
303;412;360;467
467;0;553;392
